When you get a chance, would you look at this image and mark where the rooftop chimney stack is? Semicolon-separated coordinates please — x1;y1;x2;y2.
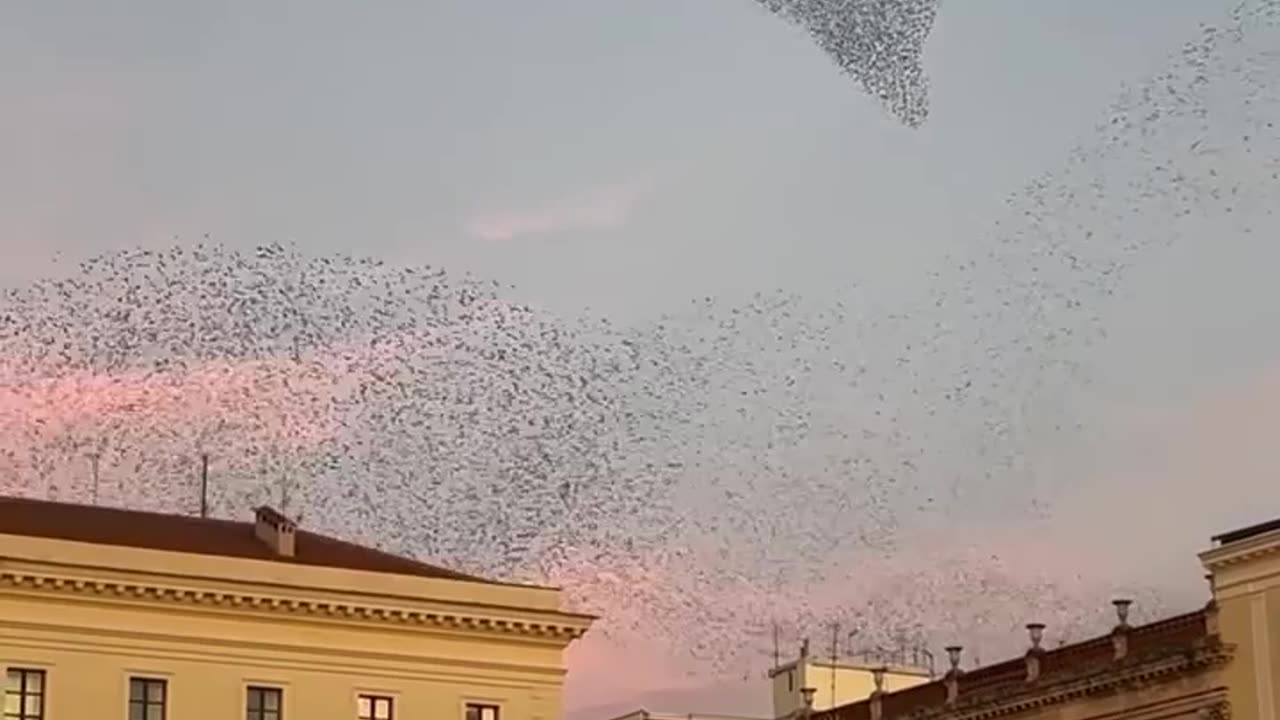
944;646;963;706
1111;599;1133;661
869;667;887;720
254;506;297;558
799;687;816;720
1024;623;1046;682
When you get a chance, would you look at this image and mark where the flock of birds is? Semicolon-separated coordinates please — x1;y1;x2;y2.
2;0;1279;683
754;0;939;127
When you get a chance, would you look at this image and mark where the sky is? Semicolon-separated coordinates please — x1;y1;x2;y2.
0;0;1224;318
4;0;1280;717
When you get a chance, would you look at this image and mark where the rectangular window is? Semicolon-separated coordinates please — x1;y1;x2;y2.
248;686;283;720
466;704;500;720
4;669;45;720
357;695;393;720
128;678;167;720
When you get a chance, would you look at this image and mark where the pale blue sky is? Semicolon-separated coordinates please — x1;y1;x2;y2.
8;0;1276;538
1;0;1221;320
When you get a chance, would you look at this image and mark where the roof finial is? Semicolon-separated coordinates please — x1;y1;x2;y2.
945;645;962;672
1024;624;1046;682
869;667;887;720
1113;599;1132;627
1111;599;1133;661
1026;623;1045;650
944;646;963;706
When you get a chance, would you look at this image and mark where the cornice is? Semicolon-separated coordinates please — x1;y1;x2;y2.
911;641;1233;720
1199;530;1280;571
0;569;590;642
0;622;568;684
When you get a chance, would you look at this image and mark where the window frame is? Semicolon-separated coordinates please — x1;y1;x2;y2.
465;702;502;720
127;676;167;720
356;693;394;720
246;685;284;720
4;668;46;720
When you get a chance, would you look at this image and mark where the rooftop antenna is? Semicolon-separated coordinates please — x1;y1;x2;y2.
773;620;781;670
198;453;209;518
846;629;859;659
89;452;100;505
830;621;839;708
920;648;935;678
279;471;292;515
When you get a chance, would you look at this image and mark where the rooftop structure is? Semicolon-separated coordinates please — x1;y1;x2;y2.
0;494;592;719
0;494;503;583
808;514;1280;720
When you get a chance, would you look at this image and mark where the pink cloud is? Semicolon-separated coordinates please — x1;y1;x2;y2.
0;334;438;503
463;179;651;241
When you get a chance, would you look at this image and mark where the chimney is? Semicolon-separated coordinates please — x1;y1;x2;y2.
869;667;886;720
1024;623;1046;682
799;687;816;720
944;646;963;706
1111;599;1132;660
254;506;297;557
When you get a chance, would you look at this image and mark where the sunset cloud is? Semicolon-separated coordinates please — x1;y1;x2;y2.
463;179;651;241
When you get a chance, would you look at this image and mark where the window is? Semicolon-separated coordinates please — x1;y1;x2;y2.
128;678;167;720
4;669;45;720
248;687;283;720
466;704;500;720
357;695;393;720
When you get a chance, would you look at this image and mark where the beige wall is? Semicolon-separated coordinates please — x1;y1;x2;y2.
0;533;589;720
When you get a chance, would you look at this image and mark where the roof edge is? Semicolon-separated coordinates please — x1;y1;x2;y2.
814;607;1210;720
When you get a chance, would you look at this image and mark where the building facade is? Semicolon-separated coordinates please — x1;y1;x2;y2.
769;652;930;718
0;497;592;720
809;517;1280;720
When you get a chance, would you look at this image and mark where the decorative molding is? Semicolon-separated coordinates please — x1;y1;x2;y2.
0;628;567;685
0;570;589;642
906;641;1234;720
1199;531;1280;572
1199;700;1232;720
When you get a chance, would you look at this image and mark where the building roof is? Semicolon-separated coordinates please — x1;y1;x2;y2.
0;495;495;584
1212;515;1280;546
814;608;1211;720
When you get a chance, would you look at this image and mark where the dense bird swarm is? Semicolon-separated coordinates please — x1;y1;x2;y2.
756;0;940;127
1;0;1278;684
0;245;690;572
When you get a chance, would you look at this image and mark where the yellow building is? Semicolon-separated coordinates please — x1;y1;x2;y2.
811;516;1280;720
1201;517;1280;720
0;496;593;720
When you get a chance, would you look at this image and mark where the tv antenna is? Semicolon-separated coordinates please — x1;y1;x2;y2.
829;622;840;708
198;453;209;518
89;452;101;505
773;620;781;670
